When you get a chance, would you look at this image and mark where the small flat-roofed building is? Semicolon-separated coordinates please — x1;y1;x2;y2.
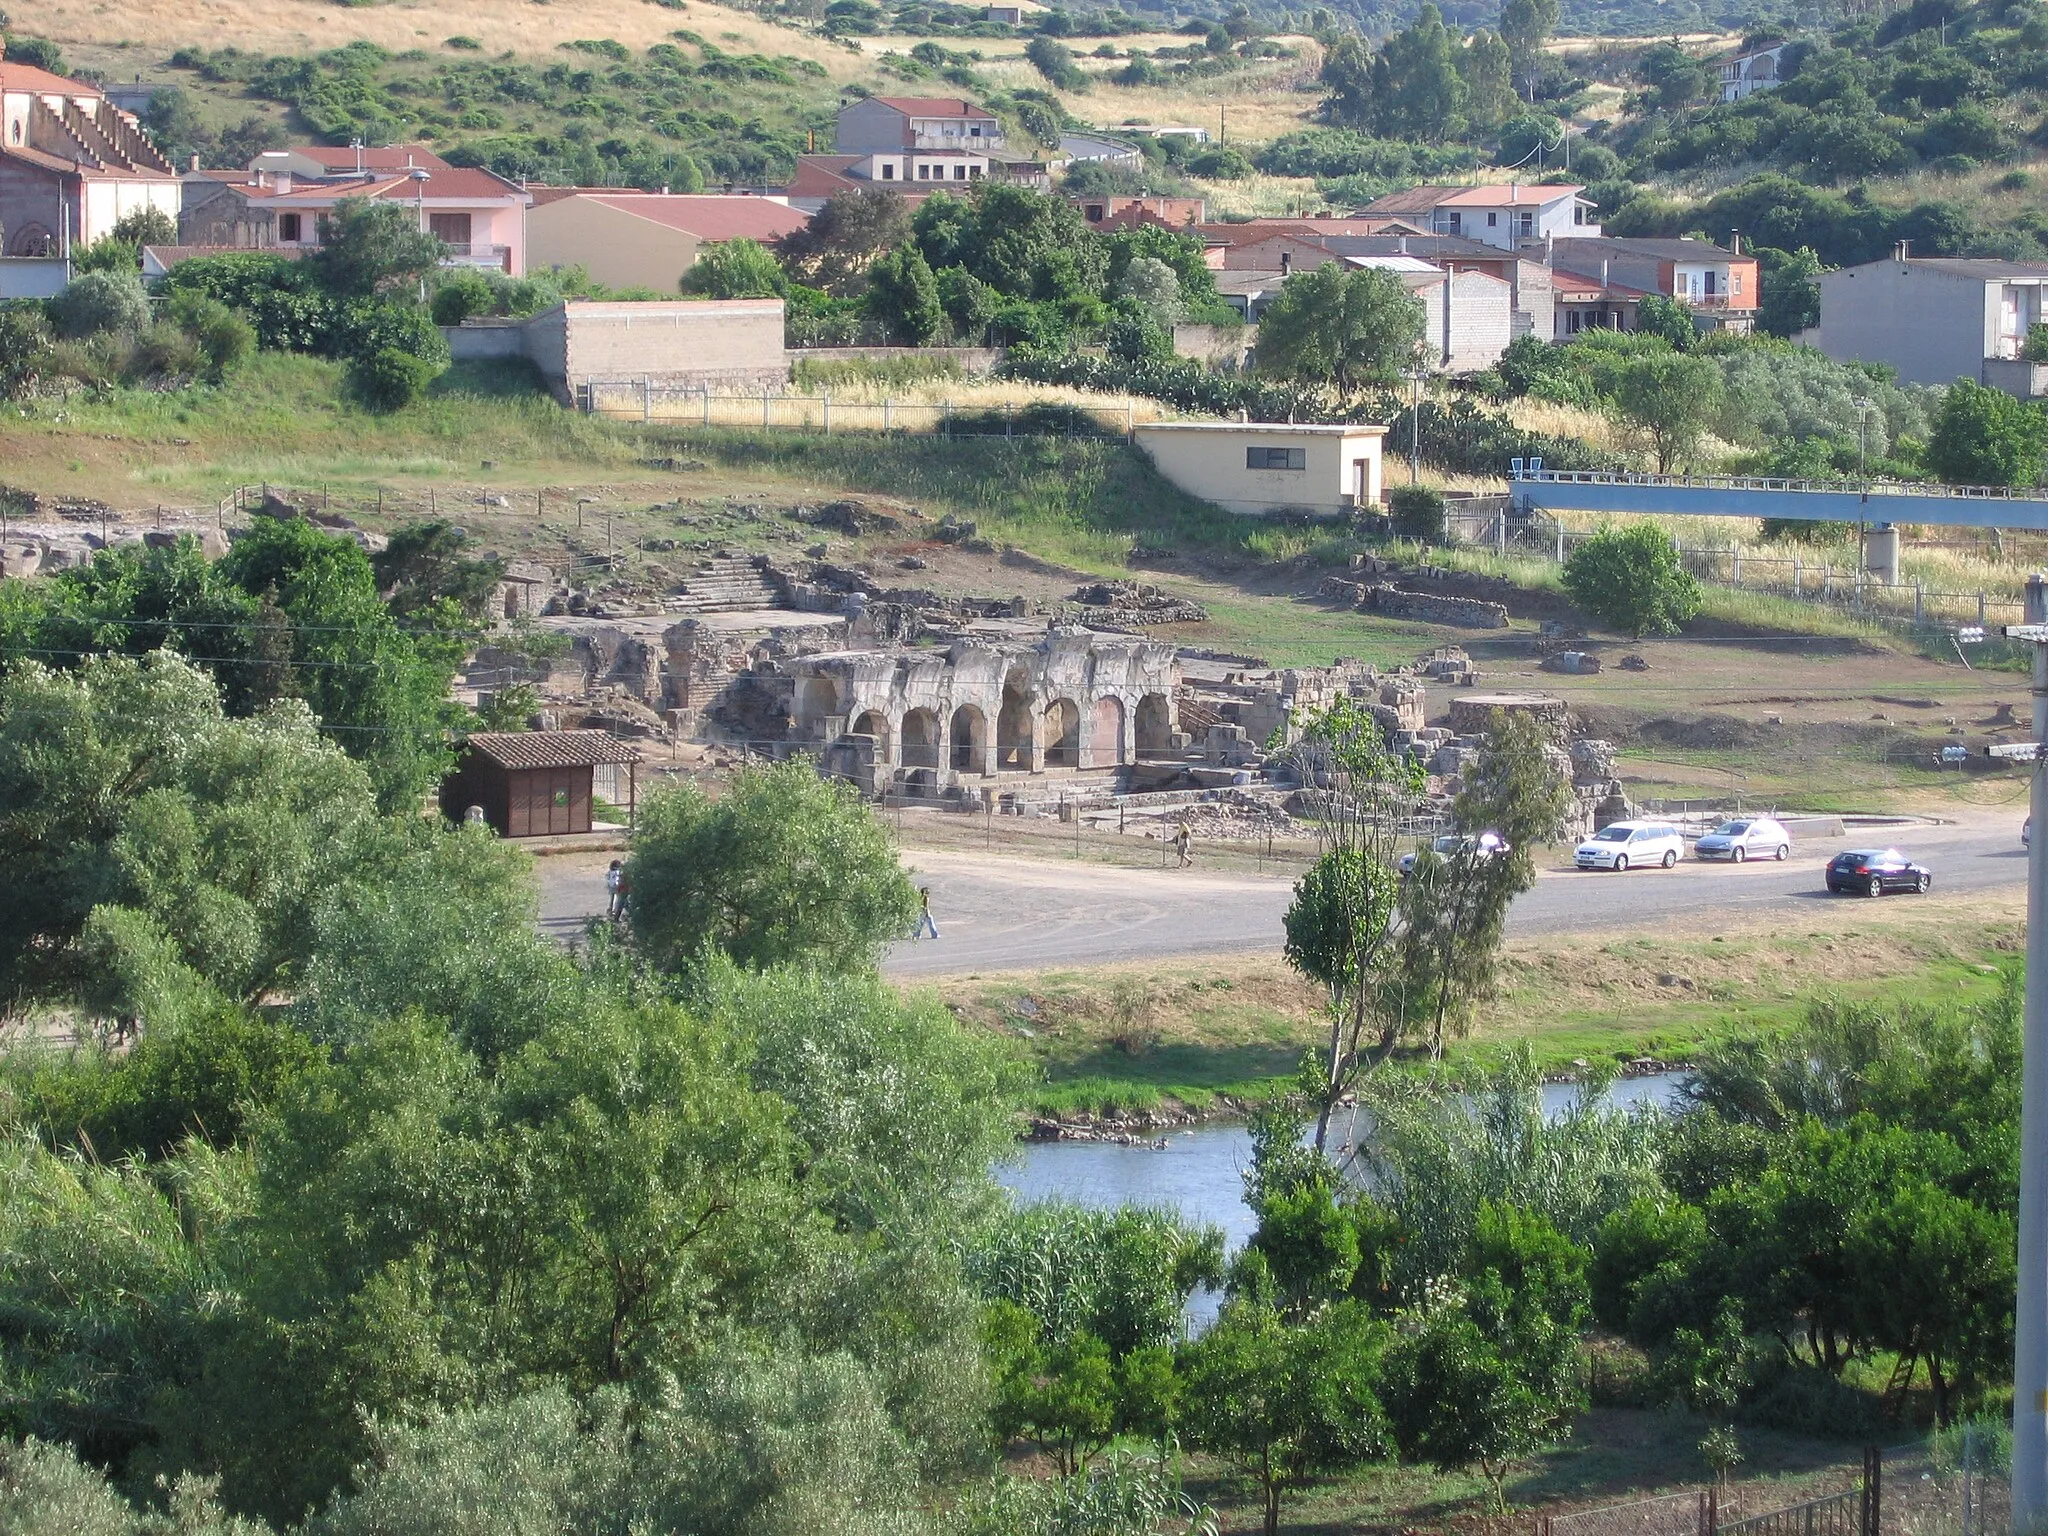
441;730;642;838
1134;421;1387;517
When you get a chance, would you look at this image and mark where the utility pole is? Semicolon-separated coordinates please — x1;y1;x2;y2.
1995;572;2048;1536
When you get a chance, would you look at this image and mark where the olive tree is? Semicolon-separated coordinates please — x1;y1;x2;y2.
1561;522;1702;637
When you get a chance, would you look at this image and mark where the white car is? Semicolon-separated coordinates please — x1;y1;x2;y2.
1575;820;1686;872
1398;830;1508;877
1693;816;1791;863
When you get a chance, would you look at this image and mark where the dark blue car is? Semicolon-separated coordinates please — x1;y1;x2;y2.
1825;848;1931;897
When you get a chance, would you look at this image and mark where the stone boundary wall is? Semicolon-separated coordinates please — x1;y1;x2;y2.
790;346;1002;374
1320;577;1509;629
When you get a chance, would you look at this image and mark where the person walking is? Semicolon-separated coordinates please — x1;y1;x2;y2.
915;885;940;940
606;859;627;920
1175;820;1192;869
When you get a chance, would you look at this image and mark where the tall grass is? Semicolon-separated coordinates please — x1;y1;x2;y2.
790;354;971;393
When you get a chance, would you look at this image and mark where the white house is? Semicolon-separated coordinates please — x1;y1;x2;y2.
1133;422;1387;517
1363;183;1599;252
1719;43;1785;102
835;95;1005;154
1819;252;2048;395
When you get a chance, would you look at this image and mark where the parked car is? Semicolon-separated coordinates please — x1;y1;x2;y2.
1398;830;1508;876
1825;848;1931;896
1694;816;1792;863
1575;820;1685;871
2025;817;2031;847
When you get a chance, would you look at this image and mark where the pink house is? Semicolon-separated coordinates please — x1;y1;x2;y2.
180;145;532;274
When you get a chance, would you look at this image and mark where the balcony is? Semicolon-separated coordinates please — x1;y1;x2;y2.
909;128;1004;150
438;243;513;270
1678;290;1757;310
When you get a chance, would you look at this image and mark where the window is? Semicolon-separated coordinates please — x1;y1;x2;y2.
1574;203;1587;225
278;212;302;243
917;164;930;180
1487;211;1498;227
1246;446;1306;470
954;163;967;179
429;211;471;247
1445;211;1462;234
881;162;895;180
1516;211;1533;236
970;123;982;136
1703;270;1718;296
1732;270;1742;294
1085;203;1104;221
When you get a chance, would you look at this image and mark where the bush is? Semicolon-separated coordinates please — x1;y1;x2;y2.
1562;522;1702;637
1188;146;1254;179
49;272;150;341
348;345;440;411
0;303;55;399
124;322;204;383
1388;484;1445;542
166;292;256;381
430;270;495;327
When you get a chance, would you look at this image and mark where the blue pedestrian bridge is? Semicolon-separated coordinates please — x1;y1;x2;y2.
1508;466;2048;532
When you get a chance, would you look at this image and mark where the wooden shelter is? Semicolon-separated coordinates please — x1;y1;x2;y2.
441;730;642;838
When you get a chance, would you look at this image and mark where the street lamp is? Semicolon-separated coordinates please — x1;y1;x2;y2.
410;167;432;303
1403;358;1429;486
1852;395;1874;478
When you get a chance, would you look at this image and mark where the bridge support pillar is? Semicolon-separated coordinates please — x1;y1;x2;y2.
1863;524;1901;586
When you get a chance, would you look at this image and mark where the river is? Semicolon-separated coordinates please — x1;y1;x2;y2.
995;1072;1692;1328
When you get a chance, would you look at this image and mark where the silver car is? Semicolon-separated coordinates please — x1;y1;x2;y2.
1693;816;1791;863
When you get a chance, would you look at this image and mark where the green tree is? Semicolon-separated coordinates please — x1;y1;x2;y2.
1637;41;1708;111
1318;33;1379;128
1278;698;1422;1147
628;756;919;974
371;520;505;622
1457;30;1517;132
1924;378;2048;487
1179;1301;1391;1536
1257;263;1426;392
1497;0;1560;98
1610;349;1723;472
1635;293;1699;350
348;346;439;411
1375;6;1467;142
305;197;444;300
109;207;178;248
776;188;910;295
1390;707;1568;1059
865;242;944;344
0;302;56;399
1755;245;1823;338
0;652;382;1008
681;237;791;299
1562;522;1703;636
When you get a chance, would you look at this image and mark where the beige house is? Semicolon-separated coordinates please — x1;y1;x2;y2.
526;192;810;293
1133;422;1387;517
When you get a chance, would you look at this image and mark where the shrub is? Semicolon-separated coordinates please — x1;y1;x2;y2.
348;345;440;411
1388;484;1445;542
167;292;256;381
1562;522;1702;637
1188;146;1254;179
0;303;55;399
50;272;150;341
124;322;204;383
430;271;495;327
109;207;178;247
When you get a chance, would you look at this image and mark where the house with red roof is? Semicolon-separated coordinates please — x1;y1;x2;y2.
0;42;180;257
179;144;533;274
527;192;810;293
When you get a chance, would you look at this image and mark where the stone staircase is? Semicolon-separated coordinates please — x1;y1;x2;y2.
665;555;784;615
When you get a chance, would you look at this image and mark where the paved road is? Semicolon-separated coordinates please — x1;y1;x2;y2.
534;814;2027;976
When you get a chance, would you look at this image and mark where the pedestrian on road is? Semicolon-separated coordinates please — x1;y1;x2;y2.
1175;821;1192;869
915;886;941;940
606;859;628;920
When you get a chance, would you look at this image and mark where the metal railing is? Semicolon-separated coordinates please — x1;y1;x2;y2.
1718;1488;1866;1536
1516;468;2048;503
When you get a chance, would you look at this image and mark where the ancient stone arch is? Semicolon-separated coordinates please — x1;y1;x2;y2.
950;703;987;773
901;707;941;770
851;708;890;763
1043;698;1080;768
996;670;1035;771
798;674;841;722
1135;692;1173;757
1089;695;1126;768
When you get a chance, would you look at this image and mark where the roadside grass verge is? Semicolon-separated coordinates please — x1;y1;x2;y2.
936;893;2023;1117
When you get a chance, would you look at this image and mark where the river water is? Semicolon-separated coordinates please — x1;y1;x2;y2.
994;1072;1692;1327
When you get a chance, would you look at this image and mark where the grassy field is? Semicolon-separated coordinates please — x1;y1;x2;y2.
935;889;2024;1116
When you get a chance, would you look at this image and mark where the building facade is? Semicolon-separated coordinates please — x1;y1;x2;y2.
1818;254;2048;392
0;50;179;256
1364;183;1600;251
1134;422;1387;516
527;192;808;292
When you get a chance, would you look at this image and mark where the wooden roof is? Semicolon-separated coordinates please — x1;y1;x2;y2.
463;730;642;769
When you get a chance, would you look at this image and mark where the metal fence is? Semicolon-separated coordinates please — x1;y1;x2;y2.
1463;508;2028;634
1541;1489;1712;1536
580;384;1138;439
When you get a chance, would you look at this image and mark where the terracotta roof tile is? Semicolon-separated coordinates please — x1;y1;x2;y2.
868;95;996;118
463;730;643;769
577;193;810;240
0;60;101;95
